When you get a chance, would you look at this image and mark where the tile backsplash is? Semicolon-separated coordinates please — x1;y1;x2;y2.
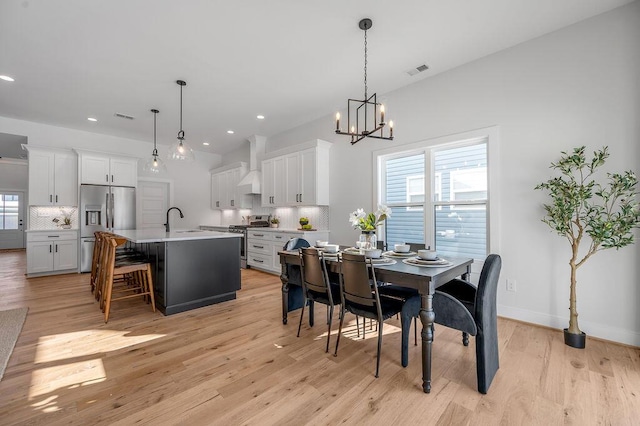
29;206;78;230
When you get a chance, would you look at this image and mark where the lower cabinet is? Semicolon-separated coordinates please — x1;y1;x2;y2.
247;230;329;274
27;231;78;275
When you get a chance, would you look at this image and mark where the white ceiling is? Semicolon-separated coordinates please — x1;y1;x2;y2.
0;0;634;156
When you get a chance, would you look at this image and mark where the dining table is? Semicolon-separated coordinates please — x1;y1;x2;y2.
278;248;473;394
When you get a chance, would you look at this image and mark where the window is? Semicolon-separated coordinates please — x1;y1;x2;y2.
0;194;19;230
377;136;490;262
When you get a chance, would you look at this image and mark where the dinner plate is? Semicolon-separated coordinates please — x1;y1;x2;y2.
321;251;340;257
382;250;417;258
342;247;361;254
402;258;451;267
370;258;397;266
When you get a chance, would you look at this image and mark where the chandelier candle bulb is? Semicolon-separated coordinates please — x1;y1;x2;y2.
336;112;340;131
380;104;385;124
389;120;394;138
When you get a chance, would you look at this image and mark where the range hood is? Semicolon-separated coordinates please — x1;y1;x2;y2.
237;135;266;194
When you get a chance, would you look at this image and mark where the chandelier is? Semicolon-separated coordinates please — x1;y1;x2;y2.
335;18;394;145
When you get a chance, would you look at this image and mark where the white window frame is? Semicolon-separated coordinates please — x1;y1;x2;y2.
374;126;500;276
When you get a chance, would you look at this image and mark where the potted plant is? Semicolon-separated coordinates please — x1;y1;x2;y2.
535;146;640;348
270;217;280;228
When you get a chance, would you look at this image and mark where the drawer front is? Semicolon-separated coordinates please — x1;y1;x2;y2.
246;230;270;240
247;239;270;255
247;252;272;270
269;232;297;247
27;231;78;242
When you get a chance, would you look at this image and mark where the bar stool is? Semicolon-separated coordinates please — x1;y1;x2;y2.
98;234;156;323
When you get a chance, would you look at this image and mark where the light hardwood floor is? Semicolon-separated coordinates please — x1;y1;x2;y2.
0;249;638;425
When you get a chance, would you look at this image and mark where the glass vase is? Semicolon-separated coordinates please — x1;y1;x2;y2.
359;231;377;251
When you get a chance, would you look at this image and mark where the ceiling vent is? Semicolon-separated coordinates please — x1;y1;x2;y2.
406;64;429;77
114;112;135;120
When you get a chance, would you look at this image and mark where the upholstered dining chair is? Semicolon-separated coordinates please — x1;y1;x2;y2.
334;252;407;378
432;253;502;393
282;238;311;314
297;247;341;352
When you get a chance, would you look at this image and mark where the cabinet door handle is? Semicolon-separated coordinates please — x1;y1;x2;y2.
299;193;302;203
231;200;234;206
106;174;109;182
55;244;58;253
111;174;114;183
49;244;52;253
275;236;283;239
50;195;53;202
253;234;264;237
55;195;58;203
253;258;264;263
253;245;264;249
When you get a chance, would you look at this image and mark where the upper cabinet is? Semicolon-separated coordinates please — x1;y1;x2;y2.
261;156;286;207
24;146;78;206
262;139;331;207
210;162;252;210
76;151;137;187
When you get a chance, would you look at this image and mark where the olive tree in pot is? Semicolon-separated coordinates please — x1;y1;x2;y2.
535;146;640;348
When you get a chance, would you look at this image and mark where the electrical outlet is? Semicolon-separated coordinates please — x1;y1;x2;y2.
506;279;517;292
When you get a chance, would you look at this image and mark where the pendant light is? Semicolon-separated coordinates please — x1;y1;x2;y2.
335;19;394;145
167;79;195;161
143;109;166;174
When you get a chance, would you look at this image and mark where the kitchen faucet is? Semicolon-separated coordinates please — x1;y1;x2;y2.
164;207;184;232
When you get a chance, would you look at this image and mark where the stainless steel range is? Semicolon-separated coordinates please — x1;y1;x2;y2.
228;215;270;269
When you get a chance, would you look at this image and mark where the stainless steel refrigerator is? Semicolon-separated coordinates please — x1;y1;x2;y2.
80;184;136;272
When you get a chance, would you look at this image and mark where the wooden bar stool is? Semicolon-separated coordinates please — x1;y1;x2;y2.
99;234;156;323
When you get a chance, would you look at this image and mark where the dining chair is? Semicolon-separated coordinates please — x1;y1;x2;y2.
406;242;425;252
432;253;502;393
377;284;420;367
297;247;341;352
334;252;406;378
283;238;311;315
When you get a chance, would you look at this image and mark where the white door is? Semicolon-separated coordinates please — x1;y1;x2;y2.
137;180;170;229
0;191;25;249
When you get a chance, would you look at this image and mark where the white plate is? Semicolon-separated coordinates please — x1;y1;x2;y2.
402;258;451;268
342;247;361;254
382;250;417;258
370;258;397;266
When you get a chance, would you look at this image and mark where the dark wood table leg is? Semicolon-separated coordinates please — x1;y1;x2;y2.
280;265;289;325
419;291;435;393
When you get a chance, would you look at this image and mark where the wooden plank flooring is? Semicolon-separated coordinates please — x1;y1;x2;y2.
0;249;639;425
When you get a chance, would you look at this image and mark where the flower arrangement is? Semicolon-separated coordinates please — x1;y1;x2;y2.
270;216;280;224
52;209;72;228
349;205;391;231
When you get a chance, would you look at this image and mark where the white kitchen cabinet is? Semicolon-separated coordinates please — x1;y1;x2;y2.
210;162;252;210
26;230;78;275
261;139;330;207
247;229;329;274
77;151;137;187
261;156;286;207
25;147;78;206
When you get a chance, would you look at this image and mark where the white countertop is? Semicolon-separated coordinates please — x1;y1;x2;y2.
248;227;329;234
115;229;242;243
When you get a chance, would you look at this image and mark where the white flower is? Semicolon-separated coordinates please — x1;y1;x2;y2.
376;204;391;219
348;208;366;226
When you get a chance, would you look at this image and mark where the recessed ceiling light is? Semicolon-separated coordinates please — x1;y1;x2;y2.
202;142;210;146
256;115;265;120
87;117;98;122
227;130;234;134
0;75;15;82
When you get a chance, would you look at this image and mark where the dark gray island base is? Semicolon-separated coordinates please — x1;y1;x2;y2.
117;230;241;315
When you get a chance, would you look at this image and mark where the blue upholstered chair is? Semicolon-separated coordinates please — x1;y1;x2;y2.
432;253;502;393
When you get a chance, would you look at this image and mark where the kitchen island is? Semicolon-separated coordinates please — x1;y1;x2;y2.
116;229;241;315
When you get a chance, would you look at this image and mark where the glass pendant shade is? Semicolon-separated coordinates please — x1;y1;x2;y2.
143;150;167;174
167;137;195;162
168;79;195;162
145;108;167;173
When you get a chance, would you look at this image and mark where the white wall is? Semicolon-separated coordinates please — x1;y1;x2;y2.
0;159;27;191
265;3;640;345
0;116;223;229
